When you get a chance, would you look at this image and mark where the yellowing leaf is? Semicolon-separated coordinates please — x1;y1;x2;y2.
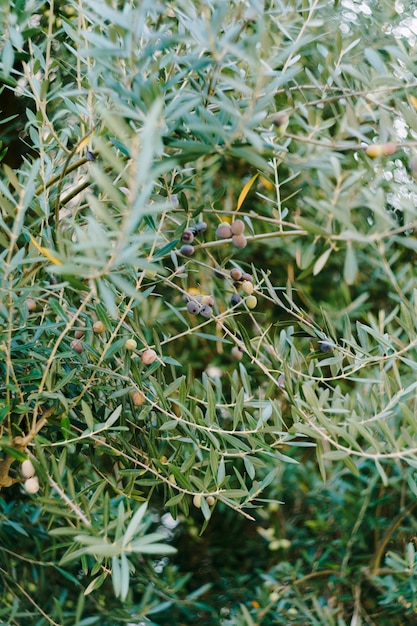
29;234;62;265
410;95;417;111
259;175;274;191
237;173;258;211
76;132;94;154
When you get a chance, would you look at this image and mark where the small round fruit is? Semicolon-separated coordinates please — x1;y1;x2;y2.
230;293;242;306
179;244;195;257
230;267;243;281
201;295;214;306
200;304;213;318
181;229;195;243
242;280;254;295
271;112;289;131
26;298;37;312
74;329;85;339
194;221;207;233
141;348;157;365
125;338;138;351
232;234;247;249
277;374;286;389
187;301;201;315
216;222;232;239
93;320;106;334
231;219;245;235
85;150;96;161
206;495;215;506
365;142;397;158
49;276;58;285
319;339;333;353
193;494;202;508
130;390;145;406
71;339;84;353
242;272;253;282
24;476;39;494
21;459;35;479
231;346;244;361
246;295;257;309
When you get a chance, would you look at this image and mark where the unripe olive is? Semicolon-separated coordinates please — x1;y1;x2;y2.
200;304;213;318
187;301;201;315
193;494;202;508
179;244;195;257
93;320;106;334
206;495;215;506
230;267;243;281
216;222;232;239
71;339;84;353
242;280;254;295
21;459;35;479
231;345;244;361
26;298;37;312
125;338;138;351
232;234;247;249
141;348;157;365
130;390;145;406
24;476;39;494
230;219;245;235
74;329;85;339
181;229;195;243
246;295;257;309
365;142;397;158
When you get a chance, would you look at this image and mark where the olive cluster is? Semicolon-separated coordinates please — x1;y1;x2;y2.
21;458;39;494
215;218;247;248
185;294;214;318
228;266;257;309
179;221;207;257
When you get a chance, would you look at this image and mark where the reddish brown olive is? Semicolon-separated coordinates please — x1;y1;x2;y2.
230;219;245;235
230;267;243;281
216;222;232;239
141;348;157;365
232;234;247;249
130;390;145;406
71;339;84;353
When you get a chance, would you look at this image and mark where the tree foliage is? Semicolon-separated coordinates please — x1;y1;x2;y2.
1;0;417;624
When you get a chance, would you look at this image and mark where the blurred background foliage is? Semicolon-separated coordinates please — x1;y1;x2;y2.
1;0;417;623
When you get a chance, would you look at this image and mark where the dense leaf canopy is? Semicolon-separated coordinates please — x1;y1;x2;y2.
1;0;417;624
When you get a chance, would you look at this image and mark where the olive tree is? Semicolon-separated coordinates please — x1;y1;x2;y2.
1;0;417;623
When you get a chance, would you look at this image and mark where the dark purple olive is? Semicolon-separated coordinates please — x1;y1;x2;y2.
200;304;213;318
194;221;207;233
180;244;195;257
319;339;333;353
230;293;242;306
181;229;195;243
